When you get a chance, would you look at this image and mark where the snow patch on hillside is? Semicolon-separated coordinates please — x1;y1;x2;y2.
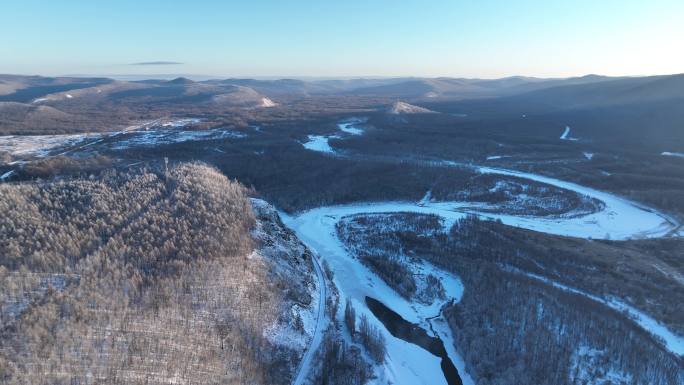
0;118;245;157
569;345;632;385
661;151;684;158
0;133;102;157
260;97;277;107
0;118;201;157
263;302;315;351
486;155;510;160
388;101;435;114
160;118;201;128
111;129;244;150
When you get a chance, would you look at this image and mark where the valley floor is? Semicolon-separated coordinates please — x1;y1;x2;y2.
281;156;682;384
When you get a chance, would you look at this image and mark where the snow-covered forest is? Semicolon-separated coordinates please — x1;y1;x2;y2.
0;163;319;384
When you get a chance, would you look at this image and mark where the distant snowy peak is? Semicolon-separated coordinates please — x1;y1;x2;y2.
387;101;435;114
260;97;277;108
211;86;277;108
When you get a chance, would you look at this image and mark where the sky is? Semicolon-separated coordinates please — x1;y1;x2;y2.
1;0;683;79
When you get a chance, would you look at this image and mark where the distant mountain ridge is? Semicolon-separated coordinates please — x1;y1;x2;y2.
502;73;684;110
0;75;278;111
2;73;675;103
1;72;683;138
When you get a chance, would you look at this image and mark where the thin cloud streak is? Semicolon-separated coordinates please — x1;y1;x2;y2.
130;61;183;66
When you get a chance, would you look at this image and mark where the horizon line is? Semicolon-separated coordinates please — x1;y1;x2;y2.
2;71;681;82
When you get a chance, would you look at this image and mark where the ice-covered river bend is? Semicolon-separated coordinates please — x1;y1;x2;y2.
285;120;682;384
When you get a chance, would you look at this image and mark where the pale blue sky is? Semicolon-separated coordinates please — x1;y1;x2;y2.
1;0;682;78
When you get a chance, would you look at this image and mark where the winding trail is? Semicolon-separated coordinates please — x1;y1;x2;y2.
284;120;682;384
291;253;326;385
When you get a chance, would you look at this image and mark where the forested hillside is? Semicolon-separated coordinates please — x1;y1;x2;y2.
0;163;317;384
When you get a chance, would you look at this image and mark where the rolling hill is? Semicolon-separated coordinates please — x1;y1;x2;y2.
0;162;319;384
